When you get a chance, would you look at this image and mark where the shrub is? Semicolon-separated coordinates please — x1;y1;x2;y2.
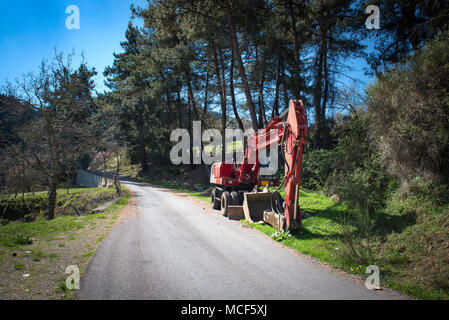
367;31;449;184
271;230;291;242
301;148;337;191
405;177;449;205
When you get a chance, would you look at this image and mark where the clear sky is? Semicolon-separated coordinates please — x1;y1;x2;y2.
0;0;375;96
0;0;148;93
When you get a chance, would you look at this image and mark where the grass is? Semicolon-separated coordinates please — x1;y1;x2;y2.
14;263;25;270
249;190;347;268
0;187;116;222
0;186;130;300
248;190;449;300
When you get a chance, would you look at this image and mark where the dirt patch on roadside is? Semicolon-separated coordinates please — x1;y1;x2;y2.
114;189;140;226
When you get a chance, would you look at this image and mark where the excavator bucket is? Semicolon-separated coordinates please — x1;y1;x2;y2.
263;210;287;231
241;191;288;231
242;191;273;224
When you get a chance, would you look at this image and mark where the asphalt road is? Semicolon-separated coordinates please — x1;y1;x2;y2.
78;178;399;300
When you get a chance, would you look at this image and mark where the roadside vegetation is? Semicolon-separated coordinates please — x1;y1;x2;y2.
250;186;449;300
0;188;117;224
95;149;212;203
0;187;129;299
255;32;449;300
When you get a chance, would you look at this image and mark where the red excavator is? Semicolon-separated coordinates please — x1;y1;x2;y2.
209;99;308;231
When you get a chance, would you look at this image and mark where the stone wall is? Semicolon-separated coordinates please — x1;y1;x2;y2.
76;169;114;188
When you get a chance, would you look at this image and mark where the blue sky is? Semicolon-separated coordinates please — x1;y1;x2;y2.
0;0;375;96
0;0;148;93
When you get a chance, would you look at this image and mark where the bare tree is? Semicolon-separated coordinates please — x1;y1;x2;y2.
4;51;97;219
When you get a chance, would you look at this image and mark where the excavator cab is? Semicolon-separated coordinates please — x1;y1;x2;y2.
258;145;281;187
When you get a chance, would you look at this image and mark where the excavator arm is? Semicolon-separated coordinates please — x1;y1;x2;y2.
279;99;308;229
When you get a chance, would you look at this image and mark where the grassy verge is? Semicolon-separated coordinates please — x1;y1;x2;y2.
250;191;449;300
0;187;129;300
0;188;117;222
248;191;345;267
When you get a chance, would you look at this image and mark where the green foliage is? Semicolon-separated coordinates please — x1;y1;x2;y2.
13;263;25;270
362;0;449;73
0;188;116;222
332;113;371;175
301;149;337;190
405;177;449;206
336;161;391;215
270;230;291;242
0;95;37;147
56;282;69;293
332;154;394;265
367;30;449;184
12;233;33;246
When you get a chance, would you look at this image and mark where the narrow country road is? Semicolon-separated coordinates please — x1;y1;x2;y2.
78;177;399;300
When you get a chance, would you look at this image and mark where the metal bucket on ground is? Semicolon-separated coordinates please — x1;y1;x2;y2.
242;191;273;224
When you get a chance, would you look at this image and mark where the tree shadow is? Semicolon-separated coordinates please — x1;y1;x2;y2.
373;209;417;236
298;201;417;241
290;226;344;241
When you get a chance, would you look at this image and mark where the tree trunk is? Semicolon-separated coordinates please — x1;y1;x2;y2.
176;80;183;128
47;178;57;220
287;0;302;96
224;0;258;131
185;74;194;166
211;39;227;162
230;46;244;131
116;152;121;174
203;71;209;116
257;48;267;128
281;59;289;112
313;28;325;148
166;89;173;128
137;107;148;172
102;151;107;187
186;70;199;121
272;55;282;118
321;36;329;148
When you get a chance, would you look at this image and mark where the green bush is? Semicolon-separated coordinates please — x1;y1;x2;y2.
367;30;449;184
334;162;391;265
301;148;337;191
406;177;449;205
